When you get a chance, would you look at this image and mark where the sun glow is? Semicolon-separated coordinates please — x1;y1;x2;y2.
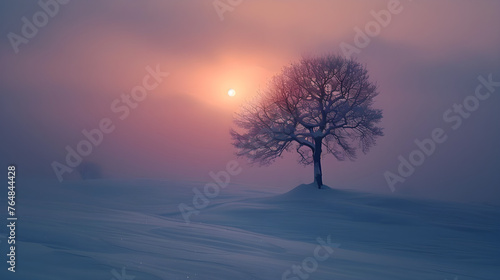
228;88;236;97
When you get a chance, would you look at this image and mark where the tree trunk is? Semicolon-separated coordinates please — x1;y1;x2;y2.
313;138;323;189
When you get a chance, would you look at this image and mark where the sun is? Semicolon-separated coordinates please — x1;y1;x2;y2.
228;88;236;97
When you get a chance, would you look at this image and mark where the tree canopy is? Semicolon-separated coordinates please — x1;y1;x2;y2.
231;54;383;188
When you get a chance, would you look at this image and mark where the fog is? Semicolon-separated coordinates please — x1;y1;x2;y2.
1;0;499;203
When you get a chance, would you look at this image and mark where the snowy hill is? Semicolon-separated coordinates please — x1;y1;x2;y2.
1;179;498;280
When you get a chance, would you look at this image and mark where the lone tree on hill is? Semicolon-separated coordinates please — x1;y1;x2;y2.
230;54;384;189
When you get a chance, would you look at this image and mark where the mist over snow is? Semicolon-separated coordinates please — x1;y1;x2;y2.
0;179;498;279
1;0;499;279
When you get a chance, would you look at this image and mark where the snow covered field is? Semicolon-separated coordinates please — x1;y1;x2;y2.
1;179;499;280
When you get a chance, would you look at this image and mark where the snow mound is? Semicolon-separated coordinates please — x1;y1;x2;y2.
277;183;342;199
3;179;499;280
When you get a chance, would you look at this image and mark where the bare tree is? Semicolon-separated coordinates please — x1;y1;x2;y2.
231;54;383;189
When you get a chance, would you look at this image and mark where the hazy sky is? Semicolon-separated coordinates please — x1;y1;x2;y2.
1;0;499;203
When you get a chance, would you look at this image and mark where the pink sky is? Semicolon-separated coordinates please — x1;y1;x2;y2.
1;0;500;203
